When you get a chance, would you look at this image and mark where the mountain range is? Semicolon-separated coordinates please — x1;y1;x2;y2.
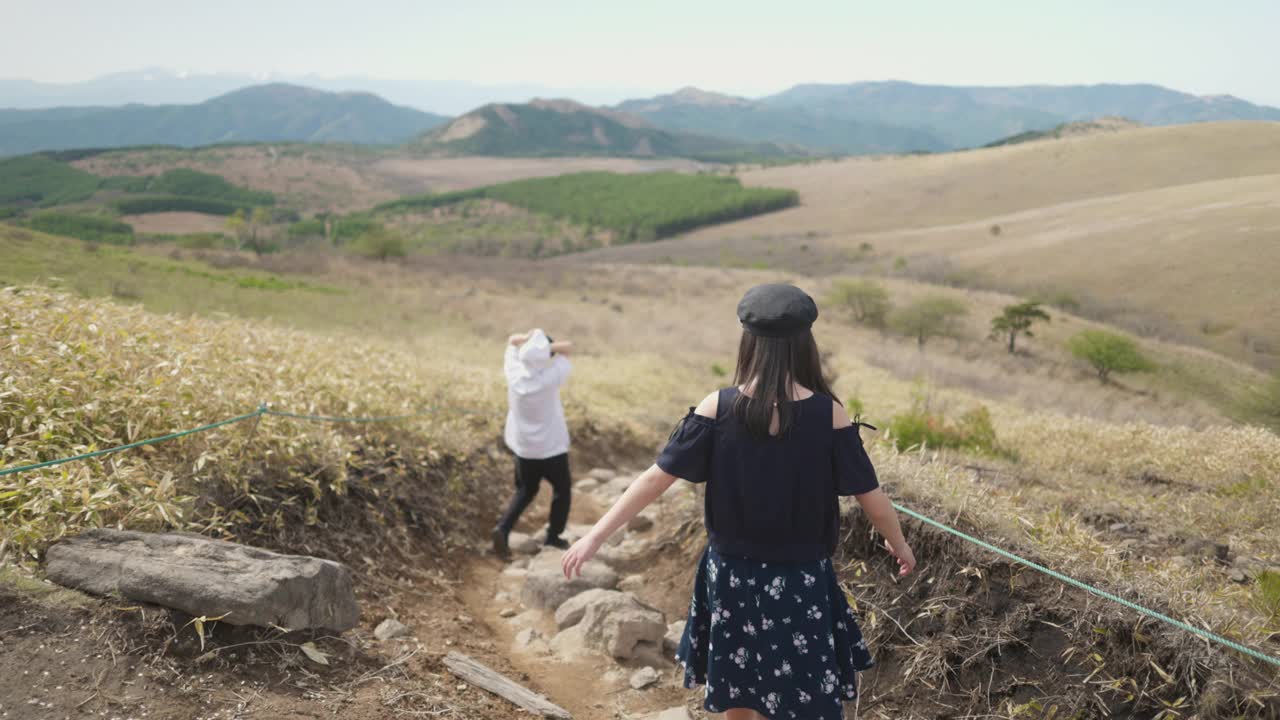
618;81;1280;151
2;73;1279;159
0;84;449;156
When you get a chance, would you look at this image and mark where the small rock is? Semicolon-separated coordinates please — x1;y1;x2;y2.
603;475;633;497
627;514;654;532
493;590;513;604
1168;556;1194;570
630;708;692;720
629;666;660;690
574;478;600;492
513;628;543;651
619;574;646;593
1229;568;1248;583
550;589;666;660
587;468;616;481
1108;522;1130;533
501;566;528;581
664;620;686;654
523;550;618;610
507;532;542;555
509;556;531;570
499;608;517;618
374;618;411;641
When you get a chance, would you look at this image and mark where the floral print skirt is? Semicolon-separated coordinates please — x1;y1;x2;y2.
675;547;874;719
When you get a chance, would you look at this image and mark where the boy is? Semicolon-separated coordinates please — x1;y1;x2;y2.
492;328;574;559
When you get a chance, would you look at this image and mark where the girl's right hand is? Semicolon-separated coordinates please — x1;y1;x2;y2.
561;533;603;579
884;539;916;577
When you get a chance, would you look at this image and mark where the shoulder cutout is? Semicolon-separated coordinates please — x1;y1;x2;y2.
831;398;853;430
694;391;719;420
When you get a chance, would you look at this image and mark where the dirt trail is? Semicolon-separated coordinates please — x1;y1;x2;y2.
437;466;707;720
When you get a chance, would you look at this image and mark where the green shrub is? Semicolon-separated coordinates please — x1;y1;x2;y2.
113;196;240;216
351;227;407;261
845;395;865;419
888;403;1004;456
1068;329;1154;383
828;279;891;328
1256;570;1280;624
23;211;134;245
331;214;382;244
146;168;274;206
98;175;152;193
287;218;328;241
175;232;229;250
891;295;967;349
711;363;729;377
990;301;1051;353
0;155;101;207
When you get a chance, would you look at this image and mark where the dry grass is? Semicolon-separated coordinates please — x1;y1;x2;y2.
4;219;1279;713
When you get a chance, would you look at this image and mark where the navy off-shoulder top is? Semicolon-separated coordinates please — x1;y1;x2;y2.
656;386;879;562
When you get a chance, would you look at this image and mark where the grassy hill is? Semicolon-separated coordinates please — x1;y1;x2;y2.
615;87;947;154
413;99;799;162
3;226;1278;715
573;122;1280;371
0;83;451;156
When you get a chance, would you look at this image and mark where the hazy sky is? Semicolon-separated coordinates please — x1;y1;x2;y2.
6;0;1278;105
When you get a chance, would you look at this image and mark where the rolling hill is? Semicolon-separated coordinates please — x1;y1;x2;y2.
614;87;947;154
569;121;1280;370
412;98;797;161
0;84;451;156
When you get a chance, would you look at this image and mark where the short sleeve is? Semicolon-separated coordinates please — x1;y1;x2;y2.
656;410;715;484
834;425;879;496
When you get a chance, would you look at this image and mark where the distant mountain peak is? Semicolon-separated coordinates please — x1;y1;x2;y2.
668;87;751;106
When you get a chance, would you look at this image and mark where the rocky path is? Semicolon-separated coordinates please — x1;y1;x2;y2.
458;466;702;720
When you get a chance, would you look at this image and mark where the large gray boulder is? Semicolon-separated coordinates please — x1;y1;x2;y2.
45;529;359;631
521;549;617;610
550;588;666;660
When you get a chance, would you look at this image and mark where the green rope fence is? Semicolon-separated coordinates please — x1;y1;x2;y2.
894;503;1280;669
2;404;1278;669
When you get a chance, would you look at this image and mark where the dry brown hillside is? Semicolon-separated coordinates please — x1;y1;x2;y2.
574;122;1280;368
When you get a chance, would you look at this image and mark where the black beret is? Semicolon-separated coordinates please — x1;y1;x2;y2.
737;284;819;338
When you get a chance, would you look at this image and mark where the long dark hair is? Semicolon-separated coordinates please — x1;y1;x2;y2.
732;329;838;440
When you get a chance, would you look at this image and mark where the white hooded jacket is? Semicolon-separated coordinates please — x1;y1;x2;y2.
503;329;572;459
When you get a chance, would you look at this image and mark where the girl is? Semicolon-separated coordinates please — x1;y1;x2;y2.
562;283;915;720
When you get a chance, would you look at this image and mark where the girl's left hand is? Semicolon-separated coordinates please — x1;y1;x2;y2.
561;534;603;578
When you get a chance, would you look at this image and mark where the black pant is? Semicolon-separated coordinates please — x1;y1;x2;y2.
496;453;571;539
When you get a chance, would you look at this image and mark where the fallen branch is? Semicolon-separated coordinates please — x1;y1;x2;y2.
443;651;571;719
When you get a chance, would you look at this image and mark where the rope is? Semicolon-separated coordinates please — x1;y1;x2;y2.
0;403;490;478
892;502;1280;669
0;408;267;478
3;401;1278;669
262;406;487;423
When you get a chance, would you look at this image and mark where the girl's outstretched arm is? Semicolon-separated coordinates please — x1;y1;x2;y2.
561;463;676;578
855;488;916;576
